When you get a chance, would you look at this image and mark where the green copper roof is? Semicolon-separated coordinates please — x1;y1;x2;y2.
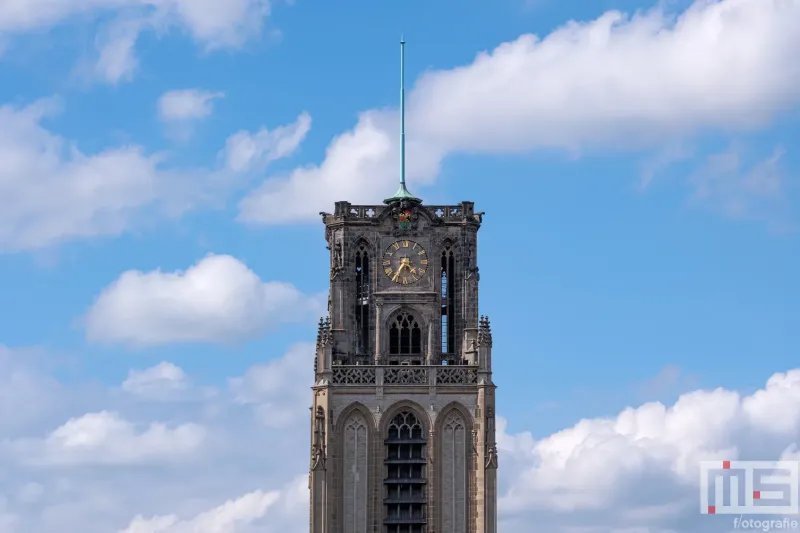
384;182;420;203
384;36;421;205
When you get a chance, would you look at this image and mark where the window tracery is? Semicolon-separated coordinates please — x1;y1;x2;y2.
385;410;427;533
389;312;422;363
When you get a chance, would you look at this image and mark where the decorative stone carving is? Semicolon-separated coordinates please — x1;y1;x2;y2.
484;405;497;469
311;443;326;470
331;240;344;280
478;316;493;347
436;367;478;385
388;200;424;234
464;240;480;280
332;367;377;385
485;444;498;469
316;316;332;348
383;367;428;385
311;406;326;470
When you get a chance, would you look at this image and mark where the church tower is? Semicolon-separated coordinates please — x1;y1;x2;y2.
309;39;497;533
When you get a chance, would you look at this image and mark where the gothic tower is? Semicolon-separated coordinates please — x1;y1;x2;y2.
309;40;497;533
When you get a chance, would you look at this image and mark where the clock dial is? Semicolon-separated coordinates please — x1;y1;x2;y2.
382;240;428;285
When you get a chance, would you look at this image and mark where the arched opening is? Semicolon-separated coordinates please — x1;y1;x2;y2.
354;242;371;361
441;245;456;364
388;312;422;365
384;410;427;533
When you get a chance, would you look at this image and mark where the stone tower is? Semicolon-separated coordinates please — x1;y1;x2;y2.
308;39;497;533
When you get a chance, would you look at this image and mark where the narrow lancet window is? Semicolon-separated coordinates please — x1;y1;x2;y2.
441;246;456;362
354;244;371;359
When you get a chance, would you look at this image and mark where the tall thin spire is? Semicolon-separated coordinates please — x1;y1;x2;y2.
384;35;421;204
400;34;406;189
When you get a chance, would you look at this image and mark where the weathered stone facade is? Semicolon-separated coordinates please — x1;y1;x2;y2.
309;198;497;533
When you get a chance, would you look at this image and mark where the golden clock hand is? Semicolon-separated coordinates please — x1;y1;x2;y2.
392;265;404;282
392;262;409;282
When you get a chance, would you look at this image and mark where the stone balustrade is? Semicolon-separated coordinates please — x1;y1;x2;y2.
330;365;478;386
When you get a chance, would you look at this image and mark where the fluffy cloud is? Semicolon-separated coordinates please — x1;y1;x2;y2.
7;411;206;466
91;17;145;84
0;346;64;432
0;100;308;251
239;0;800;225
238;108;441;224
497;369;800;531
0;345;310;533
84;254;322;346
229;343;313;428
0;98;164;251
223;112;311;173
3;342;800;532
2;0;277;85
118;489;280;533
122;362;189;400
158;90;224;122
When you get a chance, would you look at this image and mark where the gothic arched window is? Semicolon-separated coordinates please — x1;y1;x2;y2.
344;412;369;533
440;411;467;531
389;312;422;356
441;244;456;359
384;410;427;533
354;243;371;357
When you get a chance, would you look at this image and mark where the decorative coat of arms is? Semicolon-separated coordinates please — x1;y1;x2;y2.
398;209;413;230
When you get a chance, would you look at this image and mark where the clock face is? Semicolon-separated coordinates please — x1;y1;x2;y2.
382;240;428;285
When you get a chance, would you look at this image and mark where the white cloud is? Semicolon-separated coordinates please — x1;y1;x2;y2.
239;0;800;225
122;363;189;400
497;369;800;530
158;90;224;122
223;112;311;173
92;18;144;84
0;346;64;432
160;0;271;49
118;489;279;533
3;341;800;532
1;0;276;85
0;0;274;48
229;343;313;428
238;109;442;223
9;411;206;466
84;254;322;346
0;345;310;533
0;100;309;251
0;99;165;251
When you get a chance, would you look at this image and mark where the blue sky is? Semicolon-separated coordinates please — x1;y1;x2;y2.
1;0;799;531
